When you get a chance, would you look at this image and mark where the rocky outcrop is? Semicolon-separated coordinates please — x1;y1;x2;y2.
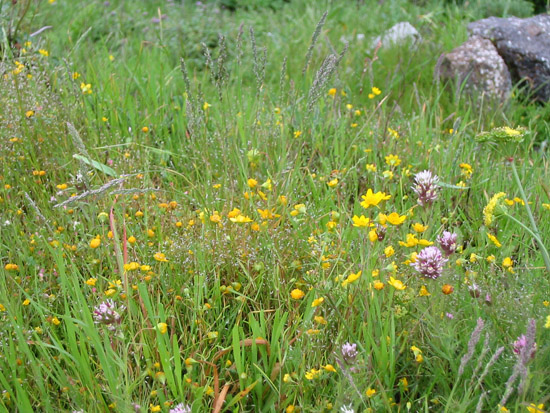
437;36;512;101
468;15;550;101
371;22;421;50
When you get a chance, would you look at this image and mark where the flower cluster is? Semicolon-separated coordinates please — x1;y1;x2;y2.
93;300;125;331
412;170;439;206
413;246;447;279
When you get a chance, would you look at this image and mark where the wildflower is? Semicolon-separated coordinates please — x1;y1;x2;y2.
483;192;507;226
412;170;439;206
150;405;161;412
327;178;338;187
23;299;30;306
341;342;358;364
487;233;502;248
203;102;211;110
502;257;514;273
411;346;423;363
290;289;305;300
169;404;191;413
365;163;377;172
305;368;321;380
360;189;391;209
342;271;362;287
385;154;401;166
373;281;384;290
323;364;337;372
93;299;125;331
311;297;324;307
372;87;381;95
293;131;302;138
157;323;168;334
154;252;168;262
545;315;550;329
459;163;473;178
80;83;92;94
388;277;406;290
384;246;395;257
4;263;18;271
365;388;376;397
85;278;97;286
328;88;337;96
513;335;536;359
526;404;545;413
442;284;454;295
352;215;371;227
413;246;447;279
419;286;431;296
89;236;101;248
385;212;407;226
38;49;49;56
437;231;457;256
412;223;428;233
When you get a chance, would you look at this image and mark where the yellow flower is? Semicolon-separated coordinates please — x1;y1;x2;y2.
323;364;337;372
157;323;168;334
85;278;97;286
459;163;473;178
352;215;372;227
293;130;302;138
127;236;137;244
4;263;18;271
483;192;507;226
372;87;381;95
290;289;305;300
366;163;377;172
411;346;423;362
373;281;384;290
80;83;92;94
328;88;337;96
311;297;324;307
368;229;378;242
412;223;428;233
384;246;395;257
366;388;376;397
545;315;550;329
360;189;391;209
419;286;431;296
38;49;49;56
230;214;253;223
154;252;168;262
247;178;258;188
342;271;362;287
388;277;406;290
386;212;407;226
502;257;513;268
90;236;101;249
203;101;211;110
385;154;401;166
526;403;545;413
327;178;338;187
23;299;30;306
487;233;502;247
52;317;61;326
150;405;161;412
542;203;550;210
305;368;321;380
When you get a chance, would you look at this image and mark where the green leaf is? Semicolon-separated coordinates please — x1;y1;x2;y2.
73;154;118;177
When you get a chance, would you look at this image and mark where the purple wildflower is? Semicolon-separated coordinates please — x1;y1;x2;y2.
93;299;125;331
169;404;192;413
412;170;439;206
341;342;358;364
437;231;458;256
413;246;447;279
513;335;536;359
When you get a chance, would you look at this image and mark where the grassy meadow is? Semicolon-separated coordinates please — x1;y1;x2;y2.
1;0;550;411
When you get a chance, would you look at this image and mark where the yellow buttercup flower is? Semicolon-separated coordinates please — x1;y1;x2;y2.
386;212;407;226
388;277;406;290
290;289;305;300
360;189;391;209
352;215;372;227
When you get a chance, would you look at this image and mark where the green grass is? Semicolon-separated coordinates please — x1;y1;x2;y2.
1;0;549;412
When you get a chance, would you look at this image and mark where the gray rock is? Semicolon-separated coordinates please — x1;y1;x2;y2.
468;15;550;101
437;36;512;101
371;22;421;50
